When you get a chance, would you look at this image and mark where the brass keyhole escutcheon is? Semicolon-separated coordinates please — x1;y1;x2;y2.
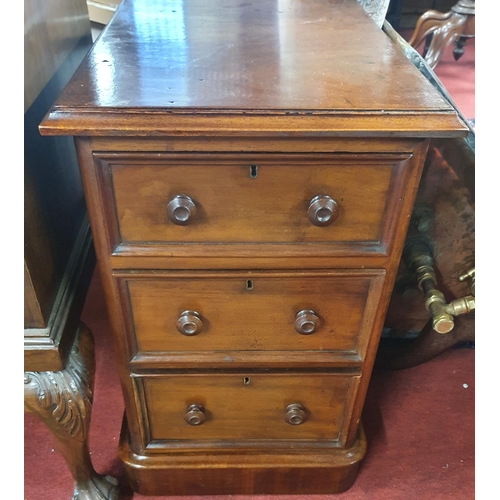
249;164;258;178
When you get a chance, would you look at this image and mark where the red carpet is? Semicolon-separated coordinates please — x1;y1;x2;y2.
25;26;475;500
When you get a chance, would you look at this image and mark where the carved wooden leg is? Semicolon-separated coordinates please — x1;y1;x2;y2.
408;9;466;69
24;323;119;500
453;35;468;61
409;0;475;69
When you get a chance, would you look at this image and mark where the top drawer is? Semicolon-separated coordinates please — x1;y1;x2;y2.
94;152;415;257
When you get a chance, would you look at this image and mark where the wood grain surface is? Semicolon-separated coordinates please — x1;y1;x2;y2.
107;153;400;245
47;0;455;111
138;372;360;443
39;0;467;136
121;270;385;359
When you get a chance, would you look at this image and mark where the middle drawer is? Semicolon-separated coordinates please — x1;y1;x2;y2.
116;270;386;363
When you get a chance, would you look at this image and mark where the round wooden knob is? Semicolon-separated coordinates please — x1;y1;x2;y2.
167;195;196;225
294;310;320;335
285;403;307;425
184;404;206;425
308;195;339;226
176;311;203;336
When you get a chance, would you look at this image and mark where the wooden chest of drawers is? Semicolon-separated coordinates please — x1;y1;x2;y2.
40;0;466;494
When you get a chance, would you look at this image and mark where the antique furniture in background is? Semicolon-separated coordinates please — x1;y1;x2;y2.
40;0;466;495
377;21;475;369
386;0;458;30
24;0;118;498
409;0;475;69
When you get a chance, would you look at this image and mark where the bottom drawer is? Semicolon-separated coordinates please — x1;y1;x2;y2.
135;372;360;447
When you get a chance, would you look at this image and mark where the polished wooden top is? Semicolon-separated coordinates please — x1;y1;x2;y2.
40;0;466;137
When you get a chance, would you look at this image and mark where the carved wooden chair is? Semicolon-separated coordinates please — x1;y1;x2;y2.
409;0;475;69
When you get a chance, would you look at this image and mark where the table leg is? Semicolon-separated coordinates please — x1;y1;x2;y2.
24;323;119;500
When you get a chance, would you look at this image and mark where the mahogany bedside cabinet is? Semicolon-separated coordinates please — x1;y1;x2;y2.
40;0;467;495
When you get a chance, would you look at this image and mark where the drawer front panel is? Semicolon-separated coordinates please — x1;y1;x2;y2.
138;372;360;443
120;270;385;359
98;153;411;252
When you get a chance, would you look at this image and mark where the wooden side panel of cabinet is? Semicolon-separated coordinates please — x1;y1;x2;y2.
24;0;91;112
24;0;93;366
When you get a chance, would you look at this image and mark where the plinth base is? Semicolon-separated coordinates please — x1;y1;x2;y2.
119;419;366;496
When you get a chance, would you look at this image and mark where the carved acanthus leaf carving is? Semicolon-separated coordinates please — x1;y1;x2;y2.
24;343;93;441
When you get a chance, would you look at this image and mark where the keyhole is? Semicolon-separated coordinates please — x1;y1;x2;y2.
243;377;251;385
246;280;254;290
249;165;258;178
